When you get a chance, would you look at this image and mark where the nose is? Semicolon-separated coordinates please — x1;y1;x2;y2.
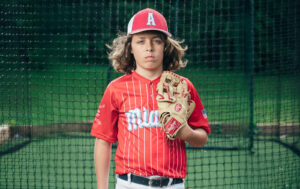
145;40;153;52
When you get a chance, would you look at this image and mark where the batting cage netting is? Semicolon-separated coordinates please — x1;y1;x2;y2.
0;0;299;188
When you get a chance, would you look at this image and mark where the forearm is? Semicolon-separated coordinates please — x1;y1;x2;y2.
94;138;112;189
177;126;208;147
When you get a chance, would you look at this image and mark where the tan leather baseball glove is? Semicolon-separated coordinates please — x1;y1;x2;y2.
156;71;195;140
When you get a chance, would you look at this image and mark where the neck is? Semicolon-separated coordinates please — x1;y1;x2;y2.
135;69;163;80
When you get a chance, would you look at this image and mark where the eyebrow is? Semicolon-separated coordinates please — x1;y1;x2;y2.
135;35;161;39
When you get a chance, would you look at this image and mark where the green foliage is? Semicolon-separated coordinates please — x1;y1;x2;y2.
0;1;299;188
3;119;17;127
0;0;298;72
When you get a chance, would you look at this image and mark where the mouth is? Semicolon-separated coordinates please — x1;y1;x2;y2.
145;56;155;60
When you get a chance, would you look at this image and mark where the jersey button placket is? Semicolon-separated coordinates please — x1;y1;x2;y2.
149;82;153;88
149;82;154;97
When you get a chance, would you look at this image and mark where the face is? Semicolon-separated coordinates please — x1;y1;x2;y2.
131;31;165;75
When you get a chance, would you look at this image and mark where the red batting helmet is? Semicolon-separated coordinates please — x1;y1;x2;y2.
127;8;172;37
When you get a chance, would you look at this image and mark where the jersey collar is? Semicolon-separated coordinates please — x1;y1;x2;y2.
132;71;161;84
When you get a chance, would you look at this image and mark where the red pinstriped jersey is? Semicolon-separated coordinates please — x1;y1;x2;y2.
91;71;210;178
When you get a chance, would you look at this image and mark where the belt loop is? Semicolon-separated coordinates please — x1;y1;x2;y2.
128;173;132;183
167;178;173;187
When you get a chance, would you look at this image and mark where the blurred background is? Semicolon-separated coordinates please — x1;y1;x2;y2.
0;0;299;188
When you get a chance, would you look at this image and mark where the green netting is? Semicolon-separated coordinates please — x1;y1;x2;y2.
1;0;299;188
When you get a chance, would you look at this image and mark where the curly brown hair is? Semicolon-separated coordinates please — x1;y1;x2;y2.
106;31;187;74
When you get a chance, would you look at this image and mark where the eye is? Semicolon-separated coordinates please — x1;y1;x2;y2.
154;39;162;44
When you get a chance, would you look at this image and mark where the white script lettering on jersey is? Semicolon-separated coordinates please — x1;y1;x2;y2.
146;13;156;26
125;107;161;131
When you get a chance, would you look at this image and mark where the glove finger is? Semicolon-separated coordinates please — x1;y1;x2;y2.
157;74;176;102
176;79;188;97
165;73;178;101
159;112;170;125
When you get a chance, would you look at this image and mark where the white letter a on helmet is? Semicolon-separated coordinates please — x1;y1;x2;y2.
146;13;156;26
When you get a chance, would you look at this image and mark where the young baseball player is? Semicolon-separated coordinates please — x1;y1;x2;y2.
91;8;210;189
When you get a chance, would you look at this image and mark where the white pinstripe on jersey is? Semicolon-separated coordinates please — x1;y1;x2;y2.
91;71;210;178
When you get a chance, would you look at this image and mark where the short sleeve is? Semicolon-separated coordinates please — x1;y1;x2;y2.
90;84;119;143
185;79;211;134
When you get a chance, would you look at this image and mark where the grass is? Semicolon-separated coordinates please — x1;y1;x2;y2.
1;65;299;188
0;136;299;189
186;139;300;189
1;65;299;126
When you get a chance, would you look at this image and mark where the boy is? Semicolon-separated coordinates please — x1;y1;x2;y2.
91;8;210;189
